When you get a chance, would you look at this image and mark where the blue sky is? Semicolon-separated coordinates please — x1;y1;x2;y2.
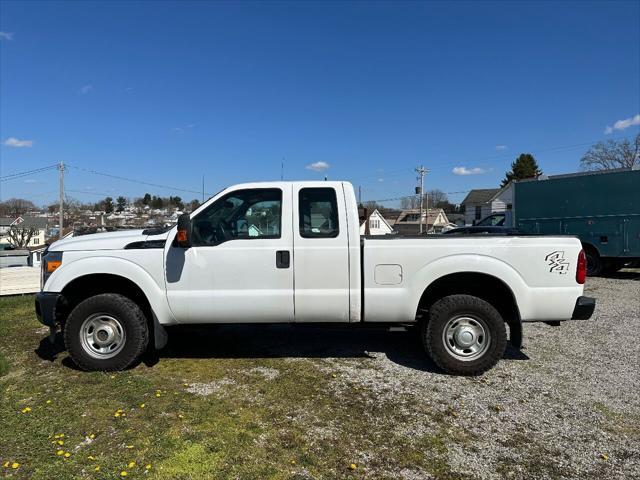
1;0;639;207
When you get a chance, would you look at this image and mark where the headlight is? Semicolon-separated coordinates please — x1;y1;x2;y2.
41;251;63;289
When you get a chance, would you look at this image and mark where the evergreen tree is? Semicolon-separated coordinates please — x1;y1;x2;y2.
501;154;542;187
104;197;114;213
116;196;127;212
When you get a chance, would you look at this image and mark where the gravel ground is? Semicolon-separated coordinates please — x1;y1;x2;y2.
311;272;640;479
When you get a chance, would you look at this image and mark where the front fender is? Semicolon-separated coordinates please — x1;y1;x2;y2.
45;255;176;325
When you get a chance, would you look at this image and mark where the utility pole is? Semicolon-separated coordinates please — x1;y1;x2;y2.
58;162;65;235
202;175;205;203
281;158;284;181
358;186;362;205
415;165;429;234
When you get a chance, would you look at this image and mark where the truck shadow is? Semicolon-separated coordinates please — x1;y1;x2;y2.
37;325;528;374
154;324;528;373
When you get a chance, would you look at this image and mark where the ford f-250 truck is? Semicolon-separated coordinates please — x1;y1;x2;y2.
35;181;595;375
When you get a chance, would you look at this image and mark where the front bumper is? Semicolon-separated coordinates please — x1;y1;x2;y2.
571;296;596;320
35;292;62;327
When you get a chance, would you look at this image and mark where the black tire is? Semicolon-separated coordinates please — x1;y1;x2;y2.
585;249;602;276
422;294;507;375
64;293;149;371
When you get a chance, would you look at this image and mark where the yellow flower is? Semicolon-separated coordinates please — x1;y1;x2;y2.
120;471;127;477
139;403;145;408
114;412;121;418
126;445;134;449
110;375;115;379
183;383;189;387
145;464;152;470
94;466;101;472
21;407;31;413
178;414;184;419
88;455;96;461
11;463;19;469
56;450;64;456
601;453;609;461
128;461;136;468
64;452;71;458
155;393;161;397
57;440;64;445
349;463;357;470
46;399;52;404
89;433;95;439
2;461;10;467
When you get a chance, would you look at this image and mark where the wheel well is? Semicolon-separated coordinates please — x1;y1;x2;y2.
417;272;521;343
59;274;153;325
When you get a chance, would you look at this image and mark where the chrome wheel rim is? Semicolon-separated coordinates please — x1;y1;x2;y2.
79;314;126;359
442;315;490;361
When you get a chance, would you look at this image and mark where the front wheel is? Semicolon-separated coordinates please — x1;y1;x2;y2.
422;295;507;375
64;293;149;371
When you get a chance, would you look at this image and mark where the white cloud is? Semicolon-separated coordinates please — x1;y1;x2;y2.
0;32;13;41
306;161;330;172
79;84;93;94
495;145;507;151
4;137;33;148
172;124;195;133
452;166;486;176
604;113;640;134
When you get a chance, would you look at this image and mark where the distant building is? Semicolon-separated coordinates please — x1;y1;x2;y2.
359;209;394;235
393;208;450;234
461;185;514;225
0;216;48;247
460;189;499;225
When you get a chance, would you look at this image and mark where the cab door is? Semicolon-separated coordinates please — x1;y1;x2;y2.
164;185;294;323
292;184;351;322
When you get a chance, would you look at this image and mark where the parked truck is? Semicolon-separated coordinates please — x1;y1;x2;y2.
35;181;595;375
514;168;640;276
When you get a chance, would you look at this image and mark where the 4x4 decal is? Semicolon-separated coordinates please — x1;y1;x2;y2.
545;251;570;274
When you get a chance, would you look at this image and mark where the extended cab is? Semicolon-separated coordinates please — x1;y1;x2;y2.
35;181;595;375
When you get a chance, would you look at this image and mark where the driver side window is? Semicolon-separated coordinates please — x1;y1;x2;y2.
191;188;282;246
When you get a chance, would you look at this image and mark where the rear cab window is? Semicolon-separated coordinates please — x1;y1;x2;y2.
298;188;339;238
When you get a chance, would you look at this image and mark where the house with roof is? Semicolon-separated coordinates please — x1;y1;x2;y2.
461;185;515;225
0;216;48;248
393;208;450;235
358;208;394;235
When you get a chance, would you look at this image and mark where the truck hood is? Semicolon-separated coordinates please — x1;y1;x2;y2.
49;229;170;252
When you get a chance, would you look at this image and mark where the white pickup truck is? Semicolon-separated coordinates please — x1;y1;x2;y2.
35;181;595;375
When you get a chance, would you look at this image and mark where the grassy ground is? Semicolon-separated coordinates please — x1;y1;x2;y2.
0;296;463;480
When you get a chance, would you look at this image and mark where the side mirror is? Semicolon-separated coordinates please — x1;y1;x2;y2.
175;213;192;248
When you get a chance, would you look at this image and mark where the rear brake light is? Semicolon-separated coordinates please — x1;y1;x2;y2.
576;249;586;284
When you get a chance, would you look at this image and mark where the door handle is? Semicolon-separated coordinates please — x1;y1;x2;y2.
276;250;290;269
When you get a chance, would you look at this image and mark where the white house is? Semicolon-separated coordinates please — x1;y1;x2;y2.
460;184;515;226
0;216;47;247
359;209;394;235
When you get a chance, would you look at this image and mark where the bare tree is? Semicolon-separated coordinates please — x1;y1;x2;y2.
0;198;36;217
400;195;420;209
580;133;639;171
7;226;39;248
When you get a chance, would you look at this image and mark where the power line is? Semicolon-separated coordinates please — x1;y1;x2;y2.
65;163;211;196
0;164;59;181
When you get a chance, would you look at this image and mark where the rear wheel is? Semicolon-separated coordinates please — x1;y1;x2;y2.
64;293;149;371
422;294;507;375
584;248;602;276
